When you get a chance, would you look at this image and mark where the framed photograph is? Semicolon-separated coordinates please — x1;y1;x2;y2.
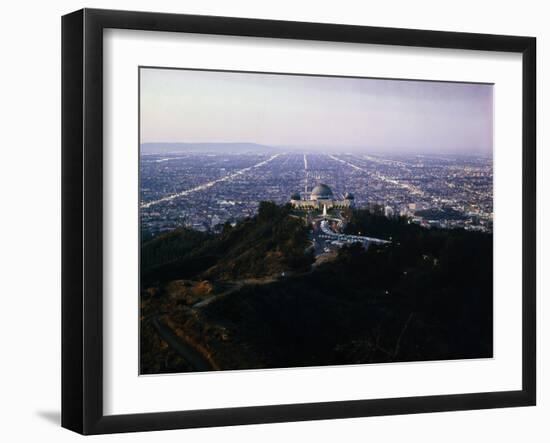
62;8;536;434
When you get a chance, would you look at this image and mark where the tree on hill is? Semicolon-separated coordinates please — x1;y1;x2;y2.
141;202;313;284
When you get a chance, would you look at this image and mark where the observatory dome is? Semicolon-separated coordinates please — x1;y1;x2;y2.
310;184;334;200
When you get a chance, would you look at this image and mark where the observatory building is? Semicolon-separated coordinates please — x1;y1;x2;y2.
290;184;354;212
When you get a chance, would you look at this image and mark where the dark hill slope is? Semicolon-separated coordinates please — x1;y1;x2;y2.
141;202;313;285
141;204;493;371
200;224;493;368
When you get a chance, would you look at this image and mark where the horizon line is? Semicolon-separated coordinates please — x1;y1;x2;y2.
139;141;493;156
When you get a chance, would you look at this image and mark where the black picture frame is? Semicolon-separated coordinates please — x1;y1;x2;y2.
62;8;536;435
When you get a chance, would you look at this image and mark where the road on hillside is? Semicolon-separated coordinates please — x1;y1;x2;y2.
151;315;213;372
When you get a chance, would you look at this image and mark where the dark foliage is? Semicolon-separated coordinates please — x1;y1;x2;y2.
140;227;215;285
202;209;493;367
142;205;493;370
414;207;468;221
141;202;314;285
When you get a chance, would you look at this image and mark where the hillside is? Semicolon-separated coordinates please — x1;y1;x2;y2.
140;204;493;374
141;202;313;285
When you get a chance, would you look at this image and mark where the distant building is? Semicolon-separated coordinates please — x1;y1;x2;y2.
210;215;221;228
290;184;354;212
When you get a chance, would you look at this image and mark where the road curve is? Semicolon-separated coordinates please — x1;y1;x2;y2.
151;315;214;372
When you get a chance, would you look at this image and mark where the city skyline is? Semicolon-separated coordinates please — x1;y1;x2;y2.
139;68;494;375
140;152;493;235
140;67;493;155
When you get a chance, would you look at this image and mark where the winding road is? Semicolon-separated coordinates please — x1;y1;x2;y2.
151;315;213;371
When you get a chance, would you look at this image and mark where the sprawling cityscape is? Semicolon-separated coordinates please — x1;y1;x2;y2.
139;68;494;374
140;149;493;236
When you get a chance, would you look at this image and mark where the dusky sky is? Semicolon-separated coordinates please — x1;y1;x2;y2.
140;67;493;155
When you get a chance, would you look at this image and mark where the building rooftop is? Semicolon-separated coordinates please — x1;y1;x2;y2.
311;184;334;200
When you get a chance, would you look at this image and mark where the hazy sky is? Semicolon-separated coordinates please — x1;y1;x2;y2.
140;67;493;154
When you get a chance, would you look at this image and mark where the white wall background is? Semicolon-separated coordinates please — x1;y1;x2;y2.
0;0;546;441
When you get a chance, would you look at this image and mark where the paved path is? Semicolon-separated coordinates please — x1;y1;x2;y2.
192;278;275;308
151;315;213;372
